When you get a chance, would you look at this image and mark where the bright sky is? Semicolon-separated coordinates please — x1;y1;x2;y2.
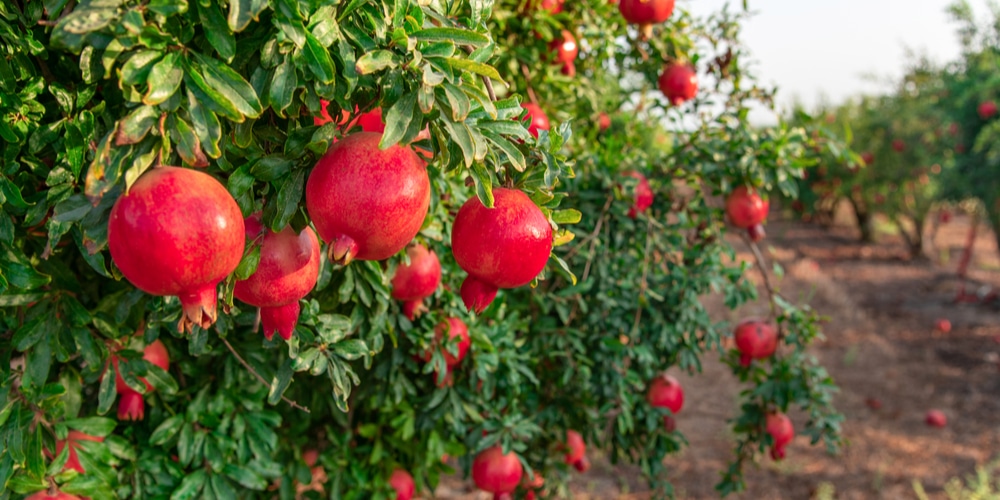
686;0;991;124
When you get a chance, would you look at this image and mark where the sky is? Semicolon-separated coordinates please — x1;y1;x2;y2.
686;0;991;124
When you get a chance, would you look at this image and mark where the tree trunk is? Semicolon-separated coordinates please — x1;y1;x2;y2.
849;196;875;243
893;215;924;259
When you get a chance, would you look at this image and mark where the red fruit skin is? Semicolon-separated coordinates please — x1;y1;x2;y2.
358;108;386;133
979;101;997;120
865;398;882;410
623;171;653;218
658;63;698;106
234;215;321;341
892;139;906;152
926;410;947;428
564;430;586;465
619;0;675;26
539;0;564;13
314;100;349;127
765;412;794;461
108;167;244;332
935;318;952;334
734;319;778;367
391;245;442;320
725;186;769;229
549;30;578;66
573;455;591;472
305;132;430;264
598;112;611;132
55;431;104;474
646;374;684;415
747;224;766;242
939;210;952;224
26;491;82;500
451;188;554;313
861;152;875;166
521;103;550;138
303;449;319;467
472;446;524;494
114;339;170;421
437;318;471;366
388;469;415;500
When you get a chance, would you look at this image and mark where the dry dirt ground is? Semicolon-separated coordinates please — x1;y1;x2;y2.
434;206;1000;499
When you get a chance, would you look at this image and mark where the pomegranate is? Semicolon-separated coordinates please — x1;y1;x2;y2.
623;171;653;219
979;101;998;120
573;456;591;472
539;0;564;13
314;100;349;127
598;112;611;132
388;468;415;500
451;188;553;313
472;446;523;495
108;166;244;332
391;245;442;320
564;430;585;465
434;366;454;388
303;449;319;467
54;430;104;474
26;491;81;500
646;374;684;429
234;214;321;341
618;0;675;38
305;132;430;265
925;410;947;428
861;152;875;166
658;63;698;106
113;339;170;421
935;318;952;334
725;186;769;229
733;319;778;367
939;210;952;224
549;30;578;77
892;139;906;152
765;411;794;460
520;103;550;139
420;318;471;367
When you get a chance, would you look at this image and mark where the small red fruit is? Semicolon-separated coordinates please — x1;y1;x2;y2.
598;112;611;132
619;0;675;38
865;398;883;410
979;100;997;120
646;374;684;430
26;491;82;500
539;0;565;13
564;430;585;465
234;214;321;341
925;409;947;428
391;245;442;320
303;449;319;467
521;103;550;139
892;139;906;152
54;431;104;474
658;63;698;106
765;411;794;460
623;171;653;218
388;468;415;500
451;188;553;313
305;132;430;265
108;167;244;333
861;152;875;166
734;319;778;367
422;318;471;367
725;186;769;229
935;318;952;334
939;210;952;224
549;30;578;76
573;455;591;472
472;446;523;495
114;339;170;421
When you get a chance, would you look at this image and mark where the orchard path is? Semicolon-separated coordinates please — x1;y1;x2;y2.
434;208;1000;499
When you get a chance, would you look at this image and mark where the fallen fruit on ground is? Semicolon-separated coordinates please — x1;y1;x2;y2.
926;410;947;428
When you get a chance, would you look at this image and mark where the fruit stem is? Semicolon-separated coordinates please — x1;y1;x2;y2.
177;284;220;334
260;302;301;341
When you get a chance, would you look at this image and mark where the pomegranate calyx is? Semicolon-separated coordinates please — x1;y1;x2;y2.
177;284;220;333
460;276;499;314
260;302;301;341
118;390;145;421
402;299;425;320
329;235;360;266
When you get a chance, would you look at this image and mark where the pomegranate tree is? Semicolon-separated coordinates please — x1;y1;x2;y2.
234;214;321;341
618;0;675;38
520;103;551;138
623;171;653;218
765;411;794;460
647;374;684;430
472;446;523;495
658;63;698;106
733;319;778;367
305;132;430;265
451;188;554;313
388;468;415;500
113;339;170;421
107;166;245;332
390;245;443;320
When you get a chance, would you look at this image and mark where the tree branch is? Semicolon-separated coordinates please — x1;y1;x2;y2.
221;336;311;414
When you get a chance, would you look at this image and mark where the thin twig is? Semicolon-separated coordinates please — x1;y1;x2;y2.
739;233;783;340
221;336;311;413
519;63;539;105
461;46;498;101
631;216;655;335
565;194;615;261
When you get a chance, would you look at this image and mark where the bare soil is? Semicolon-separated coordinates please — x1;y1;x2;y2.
434;206;1000;499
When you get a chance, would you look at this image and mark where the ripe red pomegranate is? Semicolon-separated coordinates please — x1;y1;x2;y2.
108;166;244;332
734;319;778;367
303;449;319;467
539;0;564;12
939;210;952;224
472;446;523;495
113;339;170;421
521;103;551;139
935;318;952;334
54;431;104;474
725;186;769;229
421;318;471;367
391;245;442;320
623;171;653;219
658;63;698;106
451;188;553;313
357;108;386;133
892;139;906;152
619;0;675;38
564;430;586;465
765;411;794;460
979;101;997;120
234;214;321;341
26;490;81;500
925;409;947;428
388;468;415;500
305;132;430;265
647;374;684;428
549;30;578;76
598;112;611;132
573;456;591;472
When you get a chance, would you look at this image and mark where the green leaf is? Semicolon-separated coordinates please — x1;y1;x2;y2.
171;116;209;167
192;52;263;119
171;469;208;500
302;33;336;83
145;363;179;395
145;52;183;105
411;28;489;47
121;50;164;86
97;367;115;415
441;119;476;168
184;65;242;122
228;0;270;32
551;209;582;224
148;0;188;16
354;50;398;75
380;92;416;149
198;1;236;61
267;358;294;406
445;58;502;80
234;244;261;281
186;89;223;158
470;163;494;208
481;131;525;172
150;415;185;445
222;464;267;490
271;170;304;232
333;339;368;361
52;0;124;51
64;417;116;437
441;83;471;121
115;106;159;146
268;59;297;115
